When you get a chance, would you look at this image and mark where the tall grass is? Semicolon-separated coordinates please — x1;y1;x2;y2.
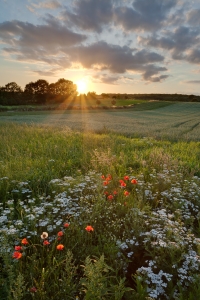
0;123;200;299
0;102;200;141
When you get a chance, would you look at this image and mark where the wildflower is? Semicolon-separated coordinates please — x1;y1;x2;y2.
64;223;70;228
106;174;112;181
103;181;109;186
30;287;37;293
57;244;64;250
13;251;22;259
40;232;48;239
15;246;22;251
131;179;138;184
57;231;64;237
107;195;114;201
21;238;28;245
113;190;118;195
104;191;109;195
124;176;129;180
124;191;130;197
120;182;126;187
43;240;50;246
85;225;94;232
101;175;105;179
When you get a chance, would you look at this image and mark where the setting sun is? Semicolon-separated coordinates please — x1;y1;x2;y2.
76;79;87;94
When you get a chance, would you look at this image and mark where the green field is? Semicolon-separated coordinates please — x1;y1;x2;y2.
0;101;200;141
0;102;200;299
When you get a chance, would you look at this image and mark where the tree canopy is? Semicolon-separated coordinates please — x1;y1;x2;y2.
48;79;77;97
1;82;23;93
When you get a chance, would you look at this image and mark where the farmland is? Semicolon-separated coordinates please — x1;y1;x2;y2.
0;101;200;141
0;101;200;299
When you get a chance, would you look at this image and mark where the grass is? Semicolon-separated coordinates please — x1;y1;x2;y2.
0;98;147;111
0;101;200;141
0;123;200;299
0;100;171;114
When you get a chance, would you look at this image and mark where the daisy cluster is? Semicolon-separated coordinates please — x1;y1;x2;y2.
0;172;98;243
0;166;200;299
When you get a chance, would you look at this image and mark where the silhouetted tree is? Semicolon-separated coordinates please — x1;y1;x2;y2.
47;79;77;102
24;79;49;103
0;82;23;105
2;82;23;93
50;79;77;96
87;91;96;98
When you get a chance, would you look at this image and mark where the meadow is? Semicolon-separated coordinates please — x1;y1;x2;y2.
0;101;200;299
0;101;200;141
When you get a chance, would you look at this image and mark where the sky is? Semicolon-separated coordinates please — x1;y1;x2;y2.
0;0;200;95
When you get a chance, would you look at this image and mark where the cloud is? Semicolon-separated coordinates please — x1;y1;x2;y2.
27;1;61;12
114;0;178;32
184;80;200;84
93;74;120;85
0;21;87;49
62;0;178;33
32;67;62;76
141;26;199;51
140;26;200;64
65;41;167;82
0;17;169;83
185;49;200;64
66;42;164;72
142;64;168;82
62;0;114;33
187;9;200;26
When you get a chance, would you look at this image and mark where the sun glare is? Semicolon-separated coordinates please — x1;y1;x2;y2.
76;79;87;94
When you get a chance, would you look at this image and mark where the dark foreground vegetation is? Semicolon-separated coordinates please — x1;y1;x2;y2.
0;124;200;299
0;79;200;106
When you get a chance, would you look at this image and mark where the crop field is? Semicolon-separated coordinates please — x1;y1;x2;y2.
0;102;200;141
0;102;200;299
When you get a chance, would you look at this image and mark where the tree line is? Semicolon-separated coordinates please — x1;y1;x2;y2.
1;78;200;106
103;93;200;102
0;79;78;105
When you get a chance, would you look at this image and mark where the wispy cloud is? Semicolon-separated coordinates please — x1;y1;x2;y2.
184;80;200;84
27;1;61;13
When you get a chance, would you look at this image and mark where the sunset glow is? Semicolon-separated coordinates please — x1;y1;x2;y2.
76;79;87;94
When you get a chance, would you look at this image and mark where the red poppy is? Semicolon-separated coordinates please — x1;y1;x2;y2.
104;191;109;195
13;251;22;259
120;182;126;187
106;174;112;181
15;246;22;251
43;240;50;245
30;287;37;293
103;181;109;186
85;225;94;232
124;176;129;180
57;244;64;250
131;179;138;184
119;179;124;183
124;191;130;197
21;238;28;245
101;175;105;179
57;231;64;237
113;190;118;195
64;223;70;228
107;195;114;200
